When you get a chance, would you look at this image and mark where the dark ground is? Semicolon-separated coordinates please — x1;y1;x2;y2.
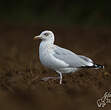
0;24;111;110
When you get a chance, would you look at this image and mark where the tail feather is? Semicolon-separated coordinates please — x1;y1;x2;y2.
81;64;104;69
93;64;104;69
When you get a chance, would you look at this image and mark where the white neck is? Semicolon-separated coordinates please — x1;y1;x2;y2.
40;40;54;50
42;37;54;44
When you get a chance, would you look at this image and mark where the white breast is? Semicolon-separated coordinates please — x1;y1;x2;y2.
39;41;69;70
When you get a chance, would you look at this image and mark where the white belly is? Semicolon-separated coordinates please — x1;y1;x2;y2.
57;68;78;73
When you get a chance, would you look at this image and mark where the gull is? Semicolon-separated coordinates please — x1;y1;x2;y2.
33;30;104;84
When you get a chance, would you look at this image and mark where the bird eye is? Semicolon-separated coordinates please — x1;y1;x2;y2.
44;33;49;36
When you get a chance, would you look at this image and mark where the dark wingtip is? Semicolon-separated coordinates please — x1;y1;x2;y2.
94;64;104;69
80;64;104;69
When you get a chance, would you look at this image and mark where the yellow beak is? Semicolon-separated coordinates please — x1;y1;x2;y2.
33;36;40;40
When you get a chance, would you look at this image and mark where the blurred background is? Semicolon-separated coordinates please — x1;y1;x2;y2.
0;0;111;110
0;0;111;25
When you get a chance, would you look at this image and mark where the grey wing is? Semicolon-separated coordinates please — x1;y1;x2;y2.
53;46;92;68
78;55;93;63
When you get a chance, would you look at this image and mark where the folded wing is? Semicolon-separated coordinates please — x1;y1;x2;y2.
53;46;93;68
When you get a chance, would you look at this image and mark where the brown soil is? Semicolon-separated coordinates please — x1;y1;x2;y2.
0;24;111;110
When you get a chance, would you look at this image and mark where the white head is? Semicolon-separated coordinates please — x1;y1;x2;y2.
34;30;55;43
